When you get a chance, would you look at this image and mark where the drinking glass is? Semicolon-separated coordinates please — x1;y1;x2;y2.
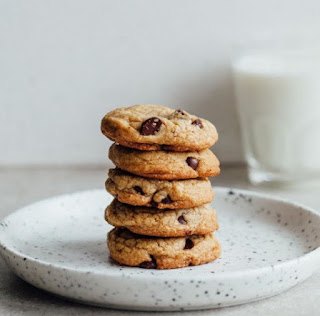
232;50;320;185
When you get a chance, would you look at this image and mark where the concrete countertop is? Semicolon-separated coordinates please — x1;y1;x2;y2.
0;166;319;316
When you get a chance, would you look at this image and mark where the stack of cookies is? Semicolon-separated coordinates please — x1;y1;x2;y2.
101;104;221;269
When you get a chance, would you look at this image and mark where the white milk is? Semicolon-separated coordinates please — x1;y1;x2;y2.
233;52;320;183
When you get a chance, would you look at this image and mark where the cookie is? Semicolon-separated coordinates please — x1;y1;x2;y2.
106;168;214;209
105;199;218;237
107;228;221;269
108;144;220;180
101;104;218;151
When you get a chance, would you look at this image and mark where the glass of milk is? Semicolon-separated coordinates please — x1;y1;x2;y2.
233;51;320;185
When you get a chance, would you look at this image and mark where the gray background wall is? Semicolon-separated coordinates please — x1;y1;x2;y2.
1;0;319;165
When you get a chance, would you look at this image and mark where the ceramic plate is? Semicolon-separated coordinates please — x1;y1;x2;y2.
0;188;319;311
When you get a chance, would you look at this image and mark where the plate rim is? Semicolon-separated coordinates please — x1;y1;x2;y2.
0;186;320;281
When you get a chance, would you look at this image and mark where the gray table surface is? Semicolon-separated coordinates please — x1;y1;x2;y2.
0;166;319;316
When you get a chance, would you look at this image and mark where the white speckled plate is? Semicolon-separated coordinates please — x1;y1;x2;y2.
0;188;320;311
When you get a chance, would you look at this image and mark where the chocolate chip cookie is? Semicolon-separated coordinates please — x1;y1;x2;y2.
105;199;218;237
101;104;218;151
106;168;214;209
108;144;220;180
107;228;221;269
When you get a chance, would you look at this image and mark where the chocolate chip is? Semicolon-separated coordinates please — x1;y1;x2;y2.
178;215;187;224
151;200;158;208
139;255;157;269
140;117;162;136
186;157;199;170
161;195;172;204
192;119;203;128
176;108;186;115
133;186;144;195
184;239;194;250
